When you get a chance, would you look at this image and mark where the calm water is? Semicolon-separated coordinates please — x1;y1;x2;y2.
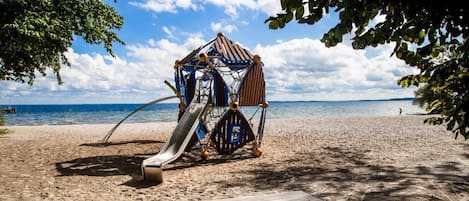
1;100;425;126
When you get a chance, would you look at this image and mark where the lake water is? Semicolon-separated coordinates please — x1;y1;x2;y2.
1;99;425;126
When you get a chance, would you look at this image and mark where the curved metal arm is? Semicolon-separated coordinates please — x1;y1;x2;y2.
101;95;179;143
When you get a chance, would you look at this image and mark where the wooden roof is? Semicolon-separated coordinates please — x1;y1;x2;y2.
213;33;253;64
179;33;254;65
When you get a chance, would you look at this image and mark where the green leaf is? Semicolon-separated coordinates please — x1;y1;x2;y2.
418;30;425;40
398;78;409;87
286;11;293;23
458;72;469;78
269;20;279;29
281;0;288;10
295;6;304;20
278;17;286;28
290;0;303;8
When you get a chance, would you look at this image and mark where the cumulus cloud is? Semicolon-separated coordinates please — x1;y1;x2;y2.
130;0;281;19
253;38;419;100
0;35;207;104
129;0;199;13
0;34;419;104
203;0;281;18
256;0;283;16
210;21;237;33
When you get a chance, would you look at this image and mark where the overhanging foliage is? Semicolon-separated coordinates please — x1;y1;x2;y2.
0;0;124;85
266;0;468;138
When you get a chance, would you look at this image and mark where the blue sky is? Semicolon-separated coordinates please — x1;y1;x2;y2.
1;0;418;104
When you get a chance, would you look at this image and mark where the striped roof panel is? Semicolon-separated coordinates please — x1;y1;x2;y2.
213;34;253;64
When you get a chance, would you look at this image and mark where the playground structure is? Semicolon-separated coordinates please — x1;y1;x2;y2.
102;33;267;183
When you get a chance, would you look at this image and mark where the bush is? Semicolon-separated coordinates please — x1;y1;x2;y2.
0;111;4;126
0;111;11;136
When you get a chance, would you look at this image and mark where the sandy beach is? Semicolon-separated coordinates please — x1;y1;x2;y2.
1;116;468;201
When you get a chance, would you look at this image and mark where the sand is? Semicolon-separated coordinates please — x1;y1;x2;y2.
0;116;468;201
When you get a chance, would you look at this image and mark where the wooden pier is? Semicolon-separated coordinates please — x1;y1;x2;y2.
1;107;16;114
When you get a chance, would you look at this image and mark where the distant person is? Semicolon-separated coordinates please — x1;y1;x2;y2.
399;107;403;115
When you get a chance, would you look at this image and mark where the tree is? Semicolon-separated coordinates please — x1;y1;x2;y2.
266;0;469;139
0;111;8;136
0;111;4;126
0;0;124;85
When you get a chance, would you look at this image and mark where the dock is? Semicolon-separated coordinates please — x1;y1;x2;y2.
1;107;16;114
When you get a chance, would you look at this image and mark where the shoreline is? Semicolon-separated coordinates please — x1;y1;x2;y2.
1;116;467;200
2;113;434;128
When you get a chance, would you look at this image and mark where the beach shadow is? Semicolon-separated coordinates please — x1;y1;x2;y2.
462;153;469;160
55;154;165;188
211;146;469;200
55;154;145;177
165;151;257;171
121;175;163;188
80;139;165;147
55;148;256;188
118;152;256;188
463;143;469;149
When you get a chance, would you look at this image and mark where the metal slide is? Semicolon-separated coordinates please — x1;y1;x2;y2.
141;102;207;182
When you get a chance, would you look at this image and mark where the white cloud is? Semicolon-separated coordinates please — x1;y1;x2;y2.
0;35;207;104
204;0;281;19
256;0;283;16
129;0;199;13
130;0;281;19
0;34;418;104
162;26;177;39
210;22;237;33
148;39;157;46
253;38;419;101
240;20;249;25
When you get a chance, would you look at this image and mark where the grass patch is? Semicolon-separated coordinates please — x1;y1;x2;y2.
0;128;11;137
0;112;11;137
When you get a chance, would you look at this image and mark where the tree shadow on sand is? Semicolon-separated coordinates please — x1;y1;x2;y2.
56;139;161;187
55;139;159;178
55;154;146;177
212;146;469;200
121;151;257;188
55;141;256;188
